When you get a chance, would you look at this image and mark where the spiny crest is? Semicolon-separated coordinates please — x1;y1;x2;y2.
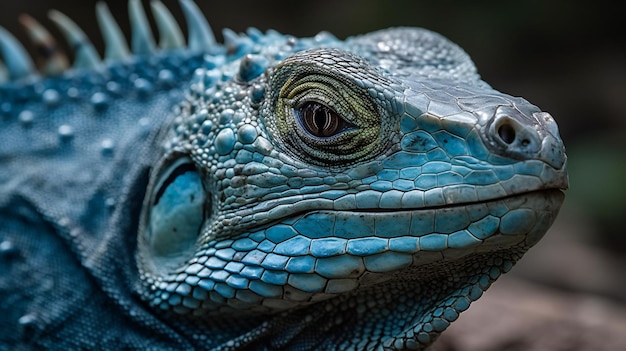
0;0;266;84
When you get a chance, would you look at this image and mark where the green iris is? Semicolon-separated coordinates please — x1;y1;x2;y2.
267;60;385;167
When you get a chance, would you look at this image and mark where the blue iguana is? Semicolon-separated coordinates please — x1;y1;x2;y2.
0;1;568;350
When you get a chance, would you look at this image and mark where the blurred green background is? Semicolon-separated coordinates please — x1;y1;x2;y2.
2;0;625;345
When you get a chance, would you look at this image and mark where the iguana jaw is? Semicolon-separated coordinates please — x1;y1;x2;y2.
246;188;565;291
138;188;562;316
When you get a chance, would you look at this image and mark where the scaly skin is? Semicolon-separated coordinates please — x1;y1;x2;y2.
0;1;567;350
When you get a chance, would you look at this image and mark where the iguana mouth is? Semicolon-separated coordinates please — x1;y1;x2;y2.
277;188;565;243
350;188;566;213
220;155;569;237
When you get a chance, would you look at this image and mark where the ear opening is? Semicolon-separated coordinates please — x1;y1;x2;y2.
138;155;209;277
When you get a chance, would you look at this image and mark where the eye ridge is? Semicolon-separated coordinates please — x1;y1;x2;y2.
296;101;353;138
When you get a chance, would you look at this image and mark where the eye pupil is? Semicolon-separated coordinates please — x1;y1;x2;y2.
298;102;347;137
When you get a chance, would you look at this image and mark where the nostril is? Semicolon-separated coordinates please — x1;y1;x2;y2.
486;107;553;163
497;123;516;144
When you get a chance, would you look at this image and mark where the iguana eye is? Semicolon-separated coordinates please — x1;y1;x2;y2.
266;50;391;166
296;102;354;138
141;157;207;273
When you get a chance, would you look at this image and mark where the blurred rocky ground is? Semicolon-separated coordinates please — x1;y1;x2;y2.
2;1;625;349
433;277;626;350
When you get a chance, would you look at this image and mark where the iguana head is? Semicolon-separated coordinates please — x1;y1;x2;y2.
136;25;568;348
0;0;567;349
